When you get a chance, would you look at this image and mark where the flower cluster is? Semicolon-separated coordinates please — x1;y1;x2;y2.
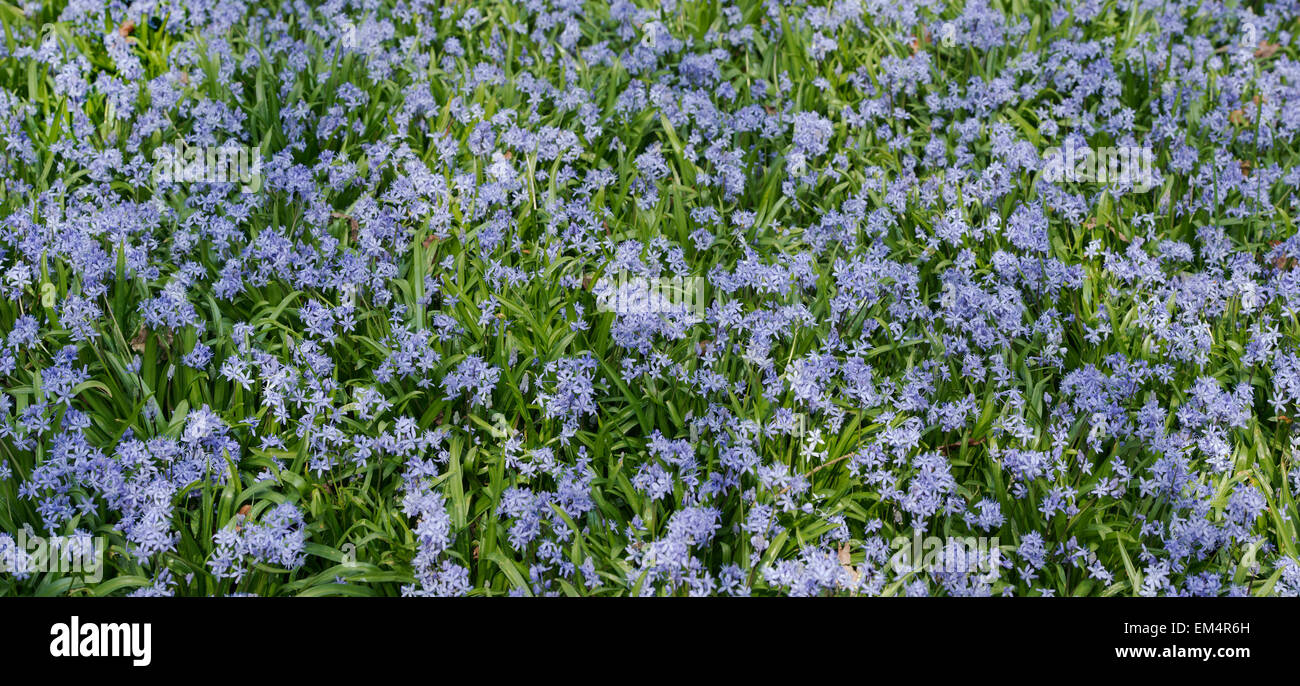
0;0;1299;597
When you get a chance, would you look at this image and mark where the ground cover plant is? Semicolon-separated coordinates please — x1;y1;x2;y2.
1;0;1300;597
